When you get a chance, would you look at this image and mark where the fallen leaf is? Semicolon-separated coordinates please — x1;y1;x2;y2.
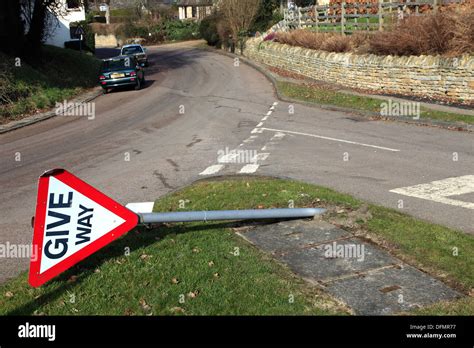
170;307;185;313
208;261;214;267
94;269;101;273
246;182;250;188
124;308;135;316
213;273;220;278
171;278;179;284
67;275;78;283
187;291;199;299
5;291;14;298
139;298;152;311
140;254;152;260
257;205;264;209
192;247;200;253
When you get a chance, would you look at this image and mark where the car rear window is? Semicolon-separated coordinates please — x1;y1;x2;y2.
122;46;143;55
101;58;134;71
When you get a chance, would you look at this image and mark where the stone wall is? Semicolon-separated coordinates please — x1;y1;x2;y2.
243;38;474;104
95;34;121;48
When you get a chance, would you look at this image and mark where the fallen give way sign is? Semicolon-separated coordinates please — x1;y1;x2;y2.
29;169;138;287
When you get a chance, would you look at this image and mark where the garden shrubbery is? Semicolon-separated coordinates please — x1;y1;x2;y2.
272;4;474;57
115;19;200;44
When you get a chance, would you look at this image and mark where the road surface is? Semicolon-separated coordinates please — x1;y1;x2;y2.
0;41;472;284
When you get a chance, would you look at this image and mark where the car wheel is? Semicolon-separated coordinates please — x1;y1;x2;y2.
135;78;141;91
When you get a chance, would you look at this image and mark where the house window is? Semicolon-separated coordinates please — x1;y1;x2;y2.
192;6;197;18
66;0;81;10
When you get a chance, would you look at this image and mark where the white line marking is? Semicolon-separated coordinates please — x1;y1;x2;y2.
261;116;269;121
239;143;244;147
200;164;224;175
271;132;286;140
261;146;267;151
218;153;240;163
390;175;474;210
266;111;272;116
251;128;264;134
126;202;155;214
254;153;270;161
270;106;275;111
256;122;264;127
261;128;400;152
273;102;279;106
239;164;260;174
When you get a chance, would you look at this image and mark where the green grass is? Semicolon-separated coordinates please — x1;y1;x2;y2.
0;177;472;315
276;81;474;125
0;45;101;123
366;205;474;291
408;297;474;316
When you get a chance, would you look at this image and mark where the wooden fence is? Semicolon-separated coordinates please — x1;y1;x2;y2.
282;0;466;33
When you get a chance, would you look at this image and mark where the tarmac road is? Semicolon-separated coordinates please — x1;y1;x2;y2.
0;41;472;283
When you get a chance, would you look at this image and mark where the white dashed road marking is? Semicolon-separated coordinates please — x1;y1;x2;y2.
200;102;279;176
239;164;260;174
261;127;400;152
390;175;474;209
200;164;224;175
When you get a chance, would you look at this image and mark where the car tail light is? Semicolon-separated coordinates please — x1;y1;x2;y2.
99;75;106;80
130;71;137;77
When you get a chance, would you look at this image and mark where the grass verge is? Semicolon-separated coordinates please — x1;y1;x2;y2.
0;177;472;315
276;81;474;126
0;45;101;124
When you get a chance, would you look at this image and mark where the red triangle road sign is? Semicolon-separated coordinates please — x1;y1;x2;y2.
29;169;138;287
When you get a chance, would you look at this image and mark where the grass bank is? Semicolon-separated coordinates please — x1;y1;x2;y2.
0;177;472;315
0;45;101;124
276;81;474;126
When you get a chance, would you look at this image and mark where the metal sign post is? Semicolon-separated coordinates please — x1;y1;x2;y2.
138;208;323;224
29;169;325;287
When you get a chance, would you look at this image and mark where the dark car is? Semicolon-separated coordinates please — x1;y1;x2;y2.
99;56;145;93
120;44;148;67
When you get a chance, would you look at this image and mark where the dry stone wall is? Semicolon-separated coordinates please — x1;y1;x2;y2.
243;38;474;104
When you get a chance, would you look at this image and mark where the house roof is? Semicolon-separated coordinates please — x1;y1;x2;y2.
176;0;214;6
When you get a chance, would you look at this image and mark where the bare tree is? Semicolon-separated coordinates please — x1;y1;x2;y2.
220;0;262;53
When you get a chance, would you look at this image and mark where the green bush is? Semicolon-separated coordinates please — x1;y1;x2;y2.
164;20;200;41
199;14;221;46
118;19;200;44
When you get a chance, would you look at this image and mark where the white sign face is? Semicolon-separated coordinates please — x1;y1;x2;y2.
40;177;125;273
100;4;108;11
30;169;138;287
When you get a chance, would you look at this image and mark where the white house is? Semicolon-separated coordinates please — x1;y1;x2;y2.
177;0;214;20
44;0;86;47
